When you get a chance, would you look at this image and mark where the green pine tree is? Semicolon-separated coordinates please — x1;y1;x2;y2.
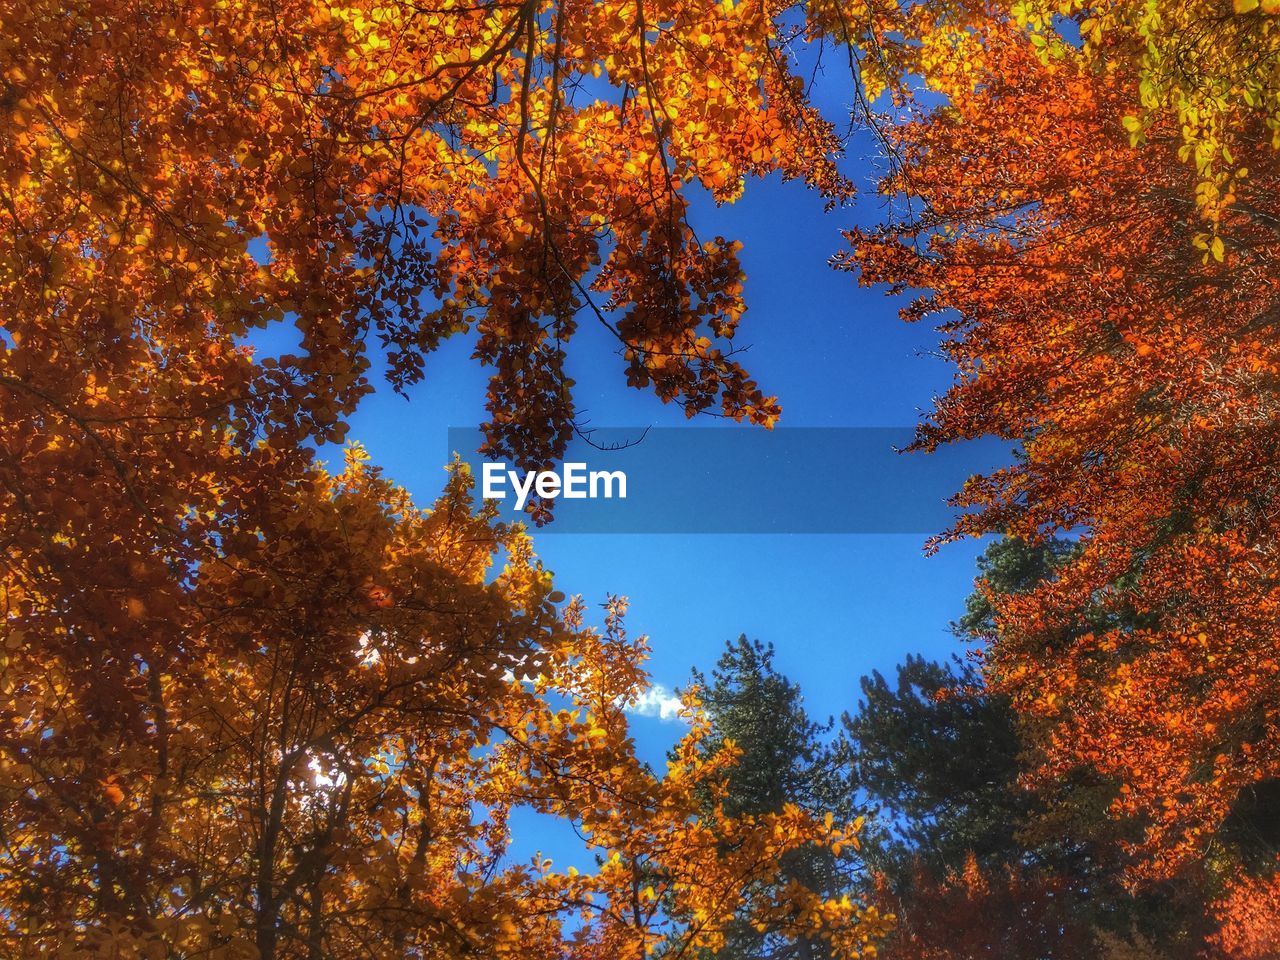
687;636;868;960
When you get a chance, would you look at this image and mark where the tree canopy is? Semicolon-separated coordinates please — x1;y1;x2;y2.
9;0;1280;956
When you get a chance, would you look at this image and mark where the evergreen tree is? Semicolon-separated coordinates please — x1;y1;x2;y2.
844;538;1085;885
844;653;1024;880
689;637;867;960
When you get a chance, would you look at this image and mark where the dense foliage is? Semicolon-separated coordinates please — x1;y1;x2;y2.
1;0;873;482
8;0;1280;955
0;0;895;954
844;9;1280;951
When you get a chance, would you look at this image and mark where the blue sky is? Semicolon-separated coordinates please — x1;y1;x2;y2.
251;63;992;865
315;154;990;753
320;164;993;865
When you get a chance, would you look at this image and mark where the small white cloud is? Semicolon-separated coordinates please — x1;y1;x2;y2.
624;685;687;723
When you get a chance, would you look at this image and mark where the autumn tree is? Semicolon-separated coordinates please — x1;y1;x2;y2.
0;449;892;957
0;0;906;485
868;855;1093;960
842;11;1280;948
847;539;1219;957
1006;0;1280;233
886;0;1280;234
1210;872;1280;960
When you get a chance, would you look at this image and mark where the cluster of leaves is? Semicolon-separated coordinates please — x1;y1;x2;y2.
0;0;882;486
1010;0;1280;234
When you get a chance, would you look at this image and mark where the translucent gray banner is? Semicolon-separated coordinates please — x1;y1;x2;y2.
447;427;1007;534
